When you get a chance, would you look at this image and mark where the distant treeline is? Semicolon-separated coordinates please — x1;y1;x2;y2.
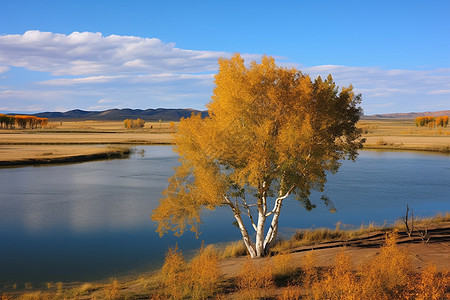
124;118;145;129
0;114;49;129
415;116;449;127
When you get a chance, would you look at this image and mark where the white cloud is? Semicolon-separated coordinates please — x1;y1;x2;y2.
0;30;449;114
0;30;229;76
98;98;117;104
428;89;450;95
302;65;450;114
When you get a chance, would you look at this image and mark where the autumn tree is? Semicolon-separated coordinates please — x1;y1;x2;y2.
124;118;145;129
152;54;363;257
435;116;449;127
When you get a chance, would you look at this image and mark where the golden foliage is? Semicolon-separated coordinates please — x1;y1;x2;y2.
413;263;449;300
310;249;359;300
302;250;318;288
237;258;274;299
220;241;248;258
160;245;188;299
104;278;119;299
0;114;48;129
123;118;145;129
415;115;449;128
152;53;363;258
302;231;446;300
358;232;411;299
273;253;295;277
278;284;302;300
160;244;221;299
188;245;222;299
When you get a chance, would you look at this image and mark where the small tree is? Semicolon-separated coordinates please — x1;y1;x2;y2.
124;118;145;129
152;54;363;257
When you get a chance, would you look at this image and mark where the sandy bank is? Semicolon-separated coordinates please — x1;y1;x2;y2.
0;145;130;167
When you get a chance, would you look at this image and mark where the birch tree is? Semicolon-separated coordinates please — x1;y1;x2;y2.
152;54;363;257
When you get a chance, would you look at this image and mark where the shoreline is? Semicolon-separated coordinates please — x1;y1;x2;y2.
0;147;131;167
0;143;448;168
362;144;450;153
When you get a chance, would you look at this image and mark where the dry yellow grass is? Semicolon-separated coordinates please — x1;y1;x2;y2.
0;120;175;165
0;145;123;161
1;119;448;164
359;119;450;152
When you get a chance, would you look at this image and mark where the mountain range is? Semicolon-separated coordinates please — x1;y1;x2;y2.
362;110;450;119
34;108;209;121
21;108;450;121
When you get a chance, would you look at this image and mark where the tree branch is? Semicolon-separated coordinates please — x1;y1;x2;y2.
241;197;258;232
266;185;295;217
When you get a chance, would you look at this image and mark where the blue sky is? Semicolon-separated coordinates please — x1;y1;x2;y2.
0;0;449;115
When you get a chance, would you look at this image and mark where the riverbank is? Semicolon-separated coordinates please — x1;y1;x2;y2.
0;145;131;167
3;215;449;299
0;120;173;166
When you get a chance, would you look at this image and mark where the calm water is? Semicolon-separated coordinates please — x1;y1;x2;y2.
0;146;449;286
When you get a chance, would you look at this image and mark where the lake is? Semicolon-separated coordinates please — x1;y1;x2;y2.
0;146;449;286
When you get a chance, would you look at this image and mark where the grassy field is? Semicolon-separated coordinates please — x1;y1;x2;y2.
1;118;449;166
359;119;450;152
0;121;175;166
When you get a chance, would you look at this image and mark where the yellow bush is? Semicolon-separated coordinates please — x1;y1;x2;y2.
278;284;302;300
237;258;274;299
161;245;188;299
273;253;296;277
188;245;221;299
104;278;119;299
414;263;448;300
302;250;318;288
221;240;247;258
359;232;410;299
310;249;359;300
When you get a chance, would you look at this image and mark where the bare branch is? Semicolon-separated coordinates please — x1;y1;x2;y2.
241;197;257;231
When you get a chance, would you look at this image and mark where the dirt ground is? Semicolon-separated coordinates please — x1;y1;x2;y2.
220;222;450;278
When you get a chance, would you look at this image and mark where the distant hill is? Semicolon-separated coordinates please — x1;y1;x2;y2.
22;108;450;121
363;110;450;119
34;108;208;121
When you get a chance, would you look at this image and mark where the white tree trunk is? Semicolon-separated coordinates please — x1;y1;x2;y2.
226;186;293;258
264;198;283;249
255;210;266;257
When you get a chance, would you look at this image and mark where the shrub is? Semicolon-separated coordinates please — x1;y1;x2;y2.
237;258;274;299
278;284;302;300
273;253;296;277
310;249;359;300
358;231;411;299
104;278;119;299
302;250;318;288
413;263;448;300
160;245;188;299
188;245;221;299
221;240;247;258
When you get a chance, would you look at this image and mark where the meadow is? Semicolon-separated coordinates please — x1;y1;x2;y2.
1;118;449;166
0;121;174;166
359;119;450;152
